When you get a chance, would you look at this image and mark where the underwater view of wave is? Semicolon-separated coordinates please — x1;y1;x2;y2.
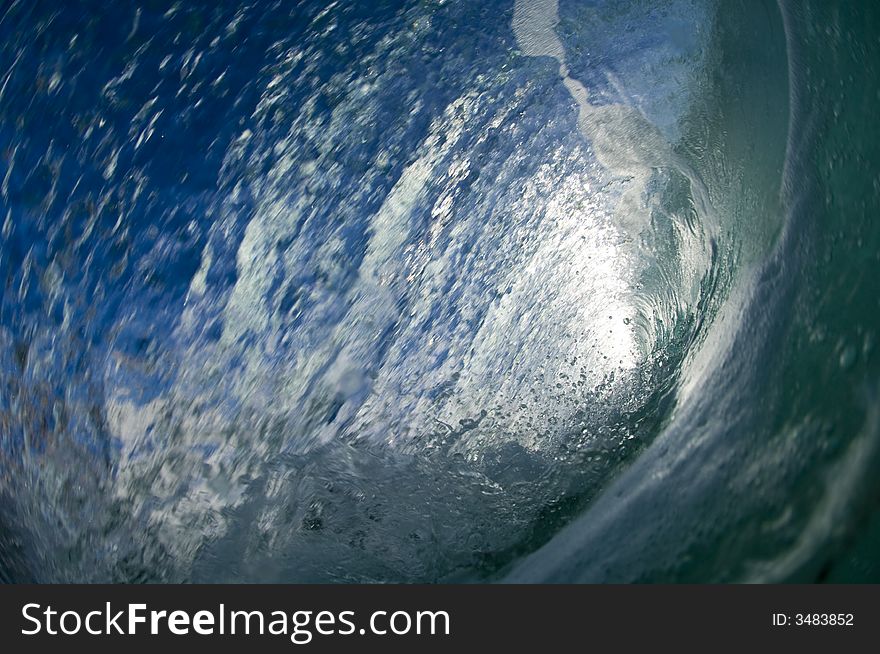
1;0;878;583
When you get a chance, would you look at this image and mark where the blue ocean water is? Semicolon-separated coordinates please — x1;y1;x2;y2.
1;0;878;582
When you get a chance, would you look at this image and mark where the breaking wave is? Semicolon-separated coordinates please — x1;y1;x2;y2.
1;0;878;582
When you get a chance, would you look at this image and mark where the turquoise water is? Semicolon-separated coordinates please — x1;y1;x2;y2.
0;0;878;582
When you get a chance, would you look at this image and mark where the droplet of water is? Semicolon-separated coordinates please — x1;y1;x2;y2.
839;344;857;370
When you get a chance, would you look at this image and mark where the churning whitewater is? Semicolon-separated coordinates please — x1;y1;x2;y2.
100;0;714;580
2;0;879;583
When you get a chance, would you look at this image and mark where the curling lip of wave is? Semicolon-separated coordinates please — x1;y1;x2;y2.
0;0;770;583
